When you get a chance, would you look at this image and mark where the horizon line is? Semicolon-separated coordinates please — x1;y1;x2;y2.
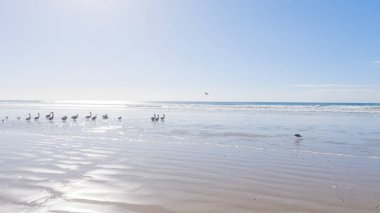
1;100;380;104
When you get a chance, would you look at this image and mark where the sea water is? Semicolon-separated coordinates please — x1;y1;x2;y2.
1;101;380;157
0;101;380;212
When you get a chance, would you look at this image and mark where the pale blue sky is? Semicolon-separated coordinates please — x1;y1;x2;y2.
0;0;380;102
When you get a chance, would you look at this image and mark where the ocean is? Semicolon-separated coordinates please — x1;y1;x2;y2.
2;100;380;113
0;101;379;212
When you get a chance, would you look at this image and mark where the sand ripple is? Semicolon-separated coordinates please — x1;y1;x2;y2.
1;115;380;213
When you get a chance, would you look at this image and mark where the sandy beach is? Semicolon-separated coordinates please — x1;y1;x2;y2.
2;0;380;211
0;102;379;212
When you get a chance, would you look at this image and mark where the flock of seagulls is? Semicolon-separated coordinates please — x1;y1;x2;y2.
1;112;113;122
151;114;165;122
1;112;167;123
1;112;122;123
2;113;301;139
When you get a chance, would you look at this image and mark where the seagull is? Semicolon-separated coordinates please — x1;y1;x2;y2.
294;134;302;138
26;113;31;121
49;112;54;121
102;114;108;120
151;114;156;121
155;114;160;121
118;116;122;120
160;114;165;121
1;119;4;123
61;116;68;121
205;92;209;95
45;112;52;119
5;116;8;120
86;112;92;119
92;114;97;121
71;114;78;120
34;113;40;120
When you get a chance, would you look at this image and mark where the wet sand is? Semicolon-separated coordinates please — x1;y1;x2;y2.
0;134;379;212
0;109;380;212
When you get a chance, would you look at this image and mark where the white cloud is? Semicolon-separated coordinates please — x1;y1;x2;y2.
292;84;371;89
289;84;380;102
219;84;380;103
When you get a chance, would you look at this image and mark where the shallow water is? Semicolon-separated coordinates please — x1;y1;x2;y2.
1;102;380;212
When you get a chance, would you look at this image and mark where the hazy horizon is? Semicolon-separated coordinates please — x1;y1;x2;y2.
1;99;380;105
1;0;380;102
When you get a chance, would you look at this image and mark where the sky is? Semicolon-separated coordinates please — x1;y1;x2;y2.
0;0;380;102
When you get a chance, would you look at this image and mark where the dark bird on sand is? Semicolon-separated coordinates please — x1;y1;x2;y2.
26;113;31;121
86;112;92;119
151;114;156;121
45;112;52;119
71;114;78;120
49;112;54;121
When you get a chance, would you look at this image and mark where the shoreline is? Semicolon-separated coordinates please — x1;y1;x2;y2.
1;108;380;212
